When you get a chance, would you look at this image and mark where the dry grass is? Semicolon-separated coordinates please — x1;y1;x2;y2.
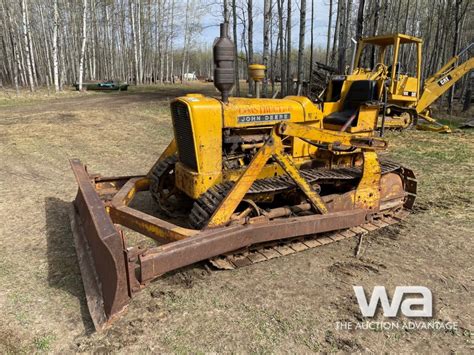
0;86;92;107
0;83;472;352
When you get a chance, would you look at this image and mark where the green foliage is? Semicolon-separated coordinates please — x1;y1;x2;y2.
33;334;55;352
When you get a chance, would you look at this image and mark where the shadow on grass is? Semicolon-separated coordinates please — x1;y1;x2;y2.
45;197;94;334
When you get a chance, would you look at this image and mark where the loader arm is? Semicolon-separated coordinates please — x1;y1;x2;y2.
417;54;474;114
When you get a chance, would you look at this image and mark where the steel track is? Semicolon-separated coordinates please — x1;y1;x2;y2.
189;160;405;229
151;157;417;270
200;162;417;269
209;208;411;269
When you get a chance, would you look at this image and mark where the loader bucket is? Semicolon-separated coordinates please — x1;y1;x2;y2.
416;122;452;133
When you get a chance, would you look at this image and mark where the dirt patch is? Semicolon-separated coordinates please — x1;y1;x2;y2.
0;83;219;119
325;330;364;352
0;84;472;352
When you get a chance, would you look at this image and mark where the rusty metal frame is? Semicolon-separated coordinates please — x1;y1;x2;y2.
69;158;373;331
108;177;197;243
138;209;367;282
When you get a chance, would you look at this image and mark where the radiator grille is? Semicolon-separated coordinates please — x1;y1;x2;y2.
171;101;198;170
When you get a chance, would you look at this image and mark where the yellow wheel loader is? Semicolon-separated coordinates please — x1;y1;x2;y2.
324;34;473;133
70;24;417;331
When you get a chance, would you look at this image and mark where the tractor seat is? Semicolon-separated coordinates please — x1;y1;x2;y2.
325;80;378;127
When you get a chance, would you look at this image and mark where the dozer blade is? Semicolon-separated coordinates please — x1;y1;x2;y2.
69;159;130;331
68;157;416;331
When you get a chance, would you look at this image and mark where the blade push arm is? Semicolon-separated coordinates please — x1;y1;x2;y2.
277;122;387;150
207;133;329;227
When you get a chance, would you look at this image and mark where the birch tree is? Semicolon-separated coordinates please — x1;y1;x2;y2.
286;0;291;94
53;0;59;92
2;1;20;94
223;0;229;22
21;0;34;91
247;0;254;96
262;0;271;96
130;0;139;84
297;0;306;94
232;0;240;95
78;0;88;91
448;0;462;114
309;0;314;78
277;0;286;96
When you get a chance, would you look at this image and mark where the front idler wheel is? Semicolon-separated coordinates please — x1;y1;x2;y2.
149;155;192;217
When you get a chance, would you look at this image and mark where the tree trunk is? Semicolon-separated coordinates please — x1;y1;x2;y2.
310;0;315;83
78;0;88;91
3;1;20;94
21;0;34;91
356;0;366;39
39;4;53;92
270;11;276;96
223;0;229;22
448;0;462;114
331;0;341;67
52;0;60;91
395;0;402;32
344;0;353;71
286;0;292;94
337;0;346;73
370;0;380;68
262;0;271;97
403;0;410;34
25;1;37;87
91;0;98;80
297;0;306;94
170;0;175;82
130;0;139;85
137;0;143;84
325;0;332;65
181;0;191;82
232;0;240;95
277;0;285;96
248;0;254;96
462;77;472;112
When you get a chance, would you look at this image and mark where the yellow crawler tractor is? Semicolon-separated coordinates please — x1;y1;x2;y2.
70;24;417;330
324;34;473;132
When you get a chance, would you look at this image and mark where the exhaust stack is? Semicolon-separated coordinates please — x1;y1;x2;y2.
213;23;235;103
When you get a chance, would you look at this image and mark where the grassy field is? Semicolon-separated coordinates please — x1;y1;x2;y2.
0;83;472;352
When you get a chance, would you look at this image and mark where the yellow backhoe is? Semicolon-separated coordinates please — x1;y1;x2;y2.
324;34;473;133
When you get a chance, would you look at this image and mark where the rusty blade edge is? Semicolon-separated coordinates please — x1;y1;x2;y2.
69;159;131;331
68;204;110;331
69;203;130;331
